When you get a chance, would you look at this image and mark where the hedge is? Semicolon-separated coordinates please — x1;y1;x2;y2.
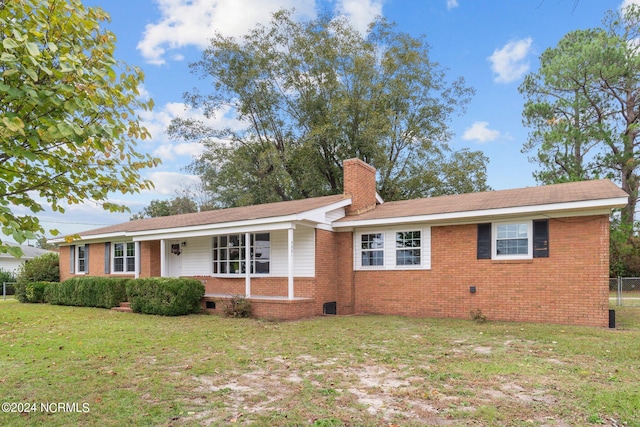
15;282;51;303
46;277;129;309
126;277;204;316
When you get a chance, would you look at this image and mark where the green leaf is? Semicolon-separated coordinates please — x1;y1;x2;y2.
6;245;23;258
2;116;25;132
12;230;26;244
2;38;19;49
0;52;16;62
24;67;38;81
25;41;41;57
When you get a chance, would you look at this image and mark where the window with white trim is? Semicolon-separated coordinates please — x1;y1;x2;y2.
212;233;270;275
113;242;136;273
396;231;421;266
492;222;533;259
361;233;384;266
478;220;548;260
76;245;86;273
356;227;430;270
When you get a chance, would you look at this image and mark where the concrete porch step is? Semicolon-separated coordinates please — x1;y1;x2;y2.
111;301;133;313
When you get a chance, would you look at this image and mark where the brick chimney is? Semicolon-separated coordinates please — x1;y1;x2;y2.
343;158;378;216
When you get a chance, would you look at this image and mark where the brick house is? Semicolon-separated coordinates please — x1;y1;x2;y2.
53;158;627;326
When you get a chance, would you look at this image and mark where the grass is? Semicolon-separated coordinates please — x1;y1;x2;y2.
1;300;639;426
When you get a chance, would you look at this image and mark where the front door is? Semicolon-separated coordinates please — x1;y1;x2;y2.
167;241;183;277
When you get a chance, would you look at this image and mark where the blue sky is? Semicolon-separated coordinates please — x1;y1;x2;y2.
29;0;638;238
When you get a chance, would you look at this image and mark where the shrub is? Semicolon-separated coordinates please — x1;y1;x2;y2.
223;295;252;318
470;308;487;323
16;252;59;284
46;277;129;308
126;278;204;316
15;282;52;303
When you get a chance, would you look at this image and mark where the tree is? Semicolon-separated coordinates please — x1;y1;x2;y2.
16;252;59;284
169;10;489;208
34;235;56;251
609;215;640;277
520;4;640;228
0;0;159;257
130;196;199;221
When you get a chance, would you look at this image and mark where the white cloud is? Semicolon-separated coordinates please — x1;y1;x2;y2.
137;0;317;65
446;0;459;10
462;121;501;143
147;171;201;195
138;102;242;162
488;37;533;84
621;0;640;10
334;0;384;33
138;0;387;64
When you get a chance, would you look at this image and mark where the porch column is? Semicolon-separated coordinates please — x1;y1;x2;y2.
245;232;251;297
135;241;141;279
160;239;166;277
288;227;294;299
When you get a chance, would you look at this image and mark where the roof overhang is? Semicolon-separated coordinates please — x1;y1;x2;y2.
332;197;628;229
51;198;352;245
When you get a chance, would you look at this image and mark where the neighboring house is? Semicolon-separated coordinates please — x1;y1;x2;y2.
0;244;56;275
51;159;628;327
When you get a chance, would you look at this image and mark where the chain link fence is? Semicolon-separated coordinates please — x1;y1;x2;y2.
610;277;640;307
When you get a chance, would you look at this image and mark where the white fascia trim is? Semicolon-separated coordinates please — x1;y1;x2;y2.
332;197;628;229
132;221;297;242
50;233;130;245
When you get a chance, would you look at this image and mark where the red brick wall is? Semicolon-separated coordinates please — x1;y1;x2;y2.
140;241;160;277
336;232;355;314
340;216;611;327
343;158;377;215
59;215;611;326
202;296;316;320
59;246;72;282
313;229;339;314
60;243;122;281
59;243;144;281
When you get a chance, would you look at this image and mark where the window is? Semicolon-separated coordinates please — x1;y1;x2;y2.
495;223;529;256
253;233;271;274
113;242;136;273
356;228;430;270
396;231;421;266
477;220;549;260
361;233;384;266
77;245;86;273
213;233;270;275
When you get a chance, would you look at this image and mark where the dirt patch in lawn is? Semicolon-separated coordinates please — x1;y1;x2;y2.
182;353;562;426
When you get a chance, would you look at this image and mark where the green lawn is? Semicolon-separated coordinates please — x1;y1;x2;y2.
1;299;639;426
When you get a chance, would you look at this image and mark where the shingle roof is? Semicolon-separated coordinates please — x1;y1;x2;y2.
78;194;348;237
73;179;626;239
0;244;56;259
336;179;627;223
